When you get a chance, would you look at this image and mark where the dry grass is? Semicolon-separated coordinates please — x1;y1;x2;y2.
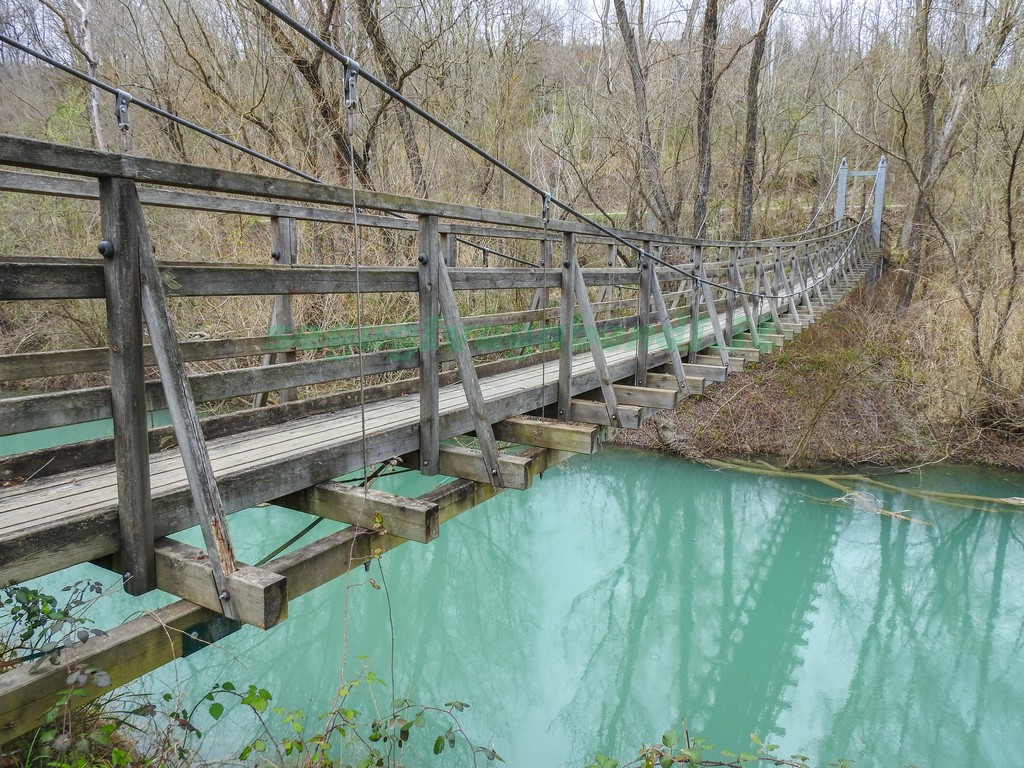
617;276;1024;470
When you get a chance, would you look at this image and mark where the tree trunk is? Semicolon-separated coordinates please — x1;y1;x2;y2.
693;0;718;238
353;0;428;198
897;0;1021;311
611;0;676;233
738;0;780;242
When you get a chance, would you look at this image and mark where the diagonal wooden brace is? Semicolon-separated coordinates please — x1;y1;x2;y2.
570;259;621;427
435;256;505;487
133;188;238;620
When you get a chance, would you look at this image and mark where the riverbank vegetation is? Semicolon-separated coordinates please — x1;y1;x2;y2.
618;279;1024;469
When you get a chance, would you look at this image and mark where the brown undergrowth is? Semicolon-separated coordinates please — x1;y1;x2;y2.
616;278;1024;470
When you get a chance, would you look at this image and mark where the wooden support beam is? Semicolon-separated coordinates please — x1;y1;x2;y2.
418;447;571;524
686;376;706;395
557;234;576;421
275;482;439;544
439;445;531;490
711;345;760;363
643;372;684;392
569;399;644;429
610;384;681;410
492;416;602;455
695;353;745;373
682;363;727;383
154;539;287;630
254;216;298;408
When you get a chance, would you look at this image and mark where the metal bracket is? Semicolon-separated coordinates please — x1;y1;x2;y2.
344;61;360;110
541;191;551;224
114;90;132;133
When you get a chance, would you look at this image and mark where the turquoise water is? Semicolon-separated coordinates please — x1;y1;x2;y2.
17;448;1024;766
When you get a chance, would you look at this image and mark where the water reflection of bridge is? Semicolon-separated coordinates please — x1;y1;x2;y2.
0;136;873;740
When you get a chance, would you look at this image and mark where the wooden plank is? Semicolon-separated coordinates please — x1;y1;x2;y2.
436;257;504;487
492;416;601;454
418;215;441;475
136;195;238;618
0;599;214;745
154;538;287;629
98;177;154;595
275;482;439;544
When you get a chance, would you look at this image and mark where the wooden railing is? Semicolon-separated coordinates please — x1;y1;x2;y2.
0;135;875;598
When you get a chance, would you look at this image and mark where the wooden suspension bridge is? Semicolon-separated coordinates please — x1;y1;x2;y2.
0;136;881;740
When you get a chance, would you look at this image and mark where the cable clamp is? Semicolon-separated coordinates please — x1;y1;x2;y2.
114;90;132;132
541;192;551;224
344;61;360;110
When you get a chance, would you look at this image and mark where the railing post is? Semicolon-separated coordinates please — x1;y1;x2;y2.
557;233;576;421
635;241;653;386
688;245;702;363
871;156;887;248
99;177;154;595
254;216;298;407
726;245;738;345
417;215;441;475
835;157;848;222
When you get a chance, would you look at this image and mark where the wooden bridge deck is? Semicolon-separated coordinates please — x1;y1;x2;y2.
0;136;876;742
1;312;741;584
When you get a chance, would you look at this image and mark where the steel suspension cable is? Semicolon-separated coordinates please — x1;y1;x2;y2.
0;32;321;184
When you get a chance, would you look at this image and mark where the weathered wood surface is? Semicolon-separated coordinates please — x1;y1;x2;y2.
99;177;154;594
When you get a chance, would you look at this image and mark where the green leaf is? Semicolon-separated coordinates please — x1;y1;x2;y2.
663;730;679;748
221;681;235;692
749;732;762;747
434;735;445;755
253;739;267;753
209;702;224;721
738;751;757;762
660;757;674;768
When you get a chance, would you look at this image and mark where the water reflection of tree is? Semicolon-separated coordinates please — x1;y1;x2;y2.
822;496;1023;767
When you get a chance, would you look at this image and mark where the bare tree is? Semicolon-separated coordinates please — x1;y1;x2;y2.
611;0;677;232
737;0;782;241
896;0;1023;310
693;0;719;237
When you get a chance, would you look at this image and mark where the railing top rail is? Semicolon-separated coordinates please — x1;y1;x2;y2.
0;135;862;257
